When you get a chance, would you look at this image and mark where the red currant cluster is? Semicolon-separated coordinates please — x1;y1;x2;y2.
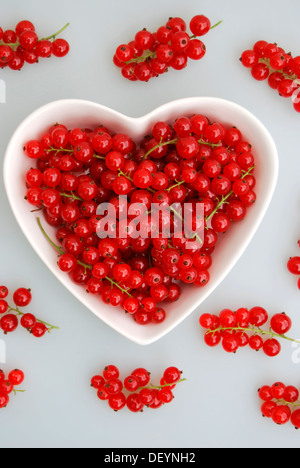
199;308;298;356
0;20;70;71
259;382;300;428
0;369;25;409
113;15;222;82
91;365;184;412
23;115;256;325
287;250;300;289
240;40;300;113
0;285;58;337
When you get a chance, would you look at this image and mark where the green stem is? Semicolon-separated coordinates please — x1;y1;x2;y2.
37;217;63;255
40;22;70;41
166;180;185;192
118;169;155;194
170;206;203;246
210;20;223;30
259;57;300;84
139;378;187;391
36;218;132;298
143;138;178;161
205;165;255;223
207;325;300;345
60;192;83;202
0;23;70;51
13;389;26;395
8;305;59;331
46;146;74;155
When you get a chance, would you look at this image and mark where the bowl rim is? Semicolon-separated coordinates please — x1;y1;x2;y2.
3;96;279;345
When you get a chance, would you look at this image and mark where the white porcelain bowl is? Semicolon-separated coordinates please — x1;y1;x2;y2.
3;97;279;345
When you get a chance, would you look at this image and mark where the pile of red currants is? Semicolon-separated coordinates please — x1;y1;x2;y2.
0;285;58;337
259;381;300;428
113;15;222;81
199;308;298;356
91;364;184;412
23;114;257;325
0;20;70;70
0;369;25;409
240;40;300;113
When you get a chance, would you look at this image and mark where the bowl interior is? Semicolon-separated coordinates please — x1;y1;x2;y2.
3;97;278;345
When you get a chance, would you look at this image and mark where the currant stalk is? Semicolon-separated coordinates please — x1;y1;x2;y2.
37;218;133;298
206;324;300;346
6;304;59;332
205;165;255;223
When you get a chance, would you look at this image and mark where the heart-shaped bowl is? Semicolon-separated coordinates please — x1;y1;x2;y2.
3;97;278;345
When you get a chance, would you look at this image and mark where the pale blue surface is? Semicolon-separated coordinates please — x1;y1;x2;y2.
1;0;300;448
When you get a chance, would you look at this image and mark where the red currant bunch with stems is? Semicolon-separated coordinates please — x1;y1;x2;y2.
0;285;58;337
199;308;299;356
240;40;300;113
113;15;222;82
0;369;25;409
258;381;300;428
23;115;256;325
0;20;70;71
91;365;185;412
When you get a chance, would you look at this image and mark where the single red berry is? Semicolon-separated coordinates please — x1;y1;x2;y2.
8;369;24;386
270;313;292;335
271;405;291;425
249;307;268;327
190;15;211;36
103;365;119;380
108;392;126;411
31;322;48;338
261;401;277;418
91;375;105;389
0;315;18;333
287;257;300;275
13;288;32;307
163;366;181;384
263;338;281;357
127;393;144;412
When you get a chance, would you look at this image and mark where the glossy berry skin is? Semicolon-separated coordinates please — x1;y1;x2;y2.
249;307;268;327
190;15;211;36
287;257;300;274
103;365;119;381
163;367;181;384
108;392;126;411
0;314;18;333
270;313;292;335
263;338;281;357
13;288;32;307
8;369;24;386
271;405;291;425
31;322;48;337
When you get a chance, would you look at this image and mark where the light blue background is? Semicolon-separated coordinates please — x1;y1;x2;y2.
1;0;300;448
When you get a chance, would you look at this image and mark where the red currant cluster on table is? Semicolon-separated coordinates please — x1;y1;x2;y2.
91;365;184;412
287;248;300;289
0;20;70;70
240;40;300;113
0;285;58;337
23;115;256;325
199;308;298;356
0;369;25;409
259;382;300;428
113;15;222;82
